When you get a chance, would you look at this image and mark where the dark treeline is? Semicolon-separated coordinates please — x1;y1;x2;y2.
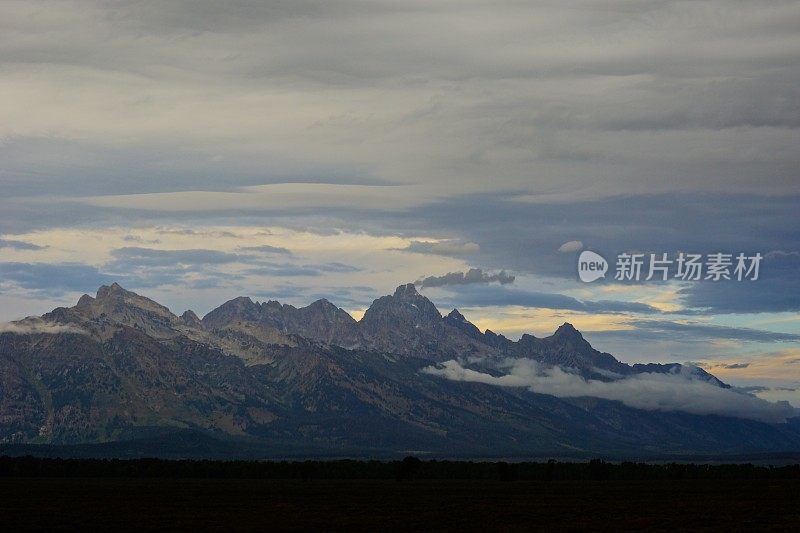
1;456;799;481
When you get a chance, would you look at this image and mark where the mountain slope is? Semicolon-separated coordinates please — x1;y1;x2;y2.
0;284;797;458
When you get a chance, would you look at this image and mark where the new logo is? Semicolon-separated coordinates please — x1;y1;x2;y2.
578;251;608;283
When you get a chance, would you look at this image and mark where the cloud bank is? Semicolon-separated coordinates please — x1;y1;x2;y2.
423;359;797;423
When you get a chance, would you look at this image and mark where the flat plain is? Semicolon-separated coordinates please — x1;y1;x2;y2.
1;478;799;531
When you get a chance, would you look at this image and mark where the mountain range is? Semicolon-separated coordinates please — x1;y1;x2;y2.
1;282;798;459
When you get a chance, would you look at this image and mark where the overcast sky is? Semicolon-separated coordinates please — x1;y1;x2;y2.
1;0;799;405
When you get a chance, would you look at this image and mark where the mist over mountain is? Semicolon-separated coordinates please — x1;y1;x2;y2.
1;283;798;458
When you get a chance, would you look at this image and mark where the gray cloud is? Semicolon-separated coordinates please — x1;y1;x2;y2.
736;385;770;395
245;261;360;277
185;277;241;290
2;191;797;320
401;240;480;256
678;251;800;313
0;0;798;343
0;239;47;251
360;192;800;315
417;268;514;288
237;245;292;255
0;136;384;199
121;235;161;244
424;358;798;423
317;262;361;273
0;247;363;302
723;363;751;369
625;320;800;344
2;0;799;208
0;260;213;297
0;262;119;296
432;283;660;315
109;247;247;268
587;320;800;346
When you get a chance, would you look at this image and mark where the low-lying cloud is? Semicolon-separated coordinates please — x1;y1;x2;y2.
423;359;797;423
417;268;514;288
0;320;86;336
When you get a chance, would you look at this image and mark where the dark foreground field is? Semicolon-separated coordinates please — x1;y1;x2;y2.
1;477;799;531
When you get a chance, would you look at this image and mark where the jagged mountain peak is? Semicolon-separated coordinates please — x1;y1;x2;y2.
512;322;632;376
76;294;95;308
362;284;442;323
180;310;203;328
225;296;258;309
357;283;447;357
78;283;175;320
49;284;184;342
215;295;259;311
443;308;484;340
484;328;505;339
96;282;129;299
199;291;361;348
556;321;578;332
552;322;584;341
307;298;335;309
447;308;467;321
202;296;261;328
394;282;421;299
305;299;356;321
